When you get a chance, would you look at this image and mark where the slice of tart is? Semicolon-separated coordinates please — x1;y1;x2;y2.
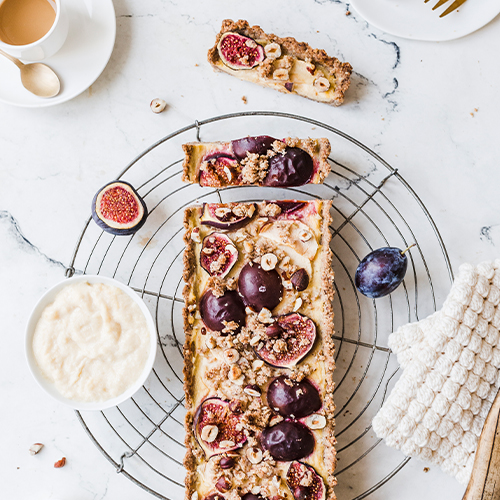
183;200;337;500
207;19;352;106
182;136;330;188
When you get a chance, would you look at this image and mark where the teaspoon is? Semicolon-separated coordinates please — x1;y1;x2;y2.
0;48;60;98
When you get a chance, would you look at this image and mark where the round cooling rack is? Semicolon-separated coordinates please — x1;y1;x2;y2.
66;111;454;500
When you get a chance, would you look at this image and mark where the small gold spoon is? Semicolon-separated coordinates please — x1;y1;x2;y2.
0;48;60;98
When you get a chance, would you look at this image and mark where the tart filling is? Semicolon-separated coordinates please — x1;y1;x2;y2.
182;137;330;188
183;201;337;500
207;20;352;106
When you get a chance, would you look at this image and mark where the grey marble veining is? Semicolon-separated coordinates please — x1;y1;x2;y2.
1;0;500;498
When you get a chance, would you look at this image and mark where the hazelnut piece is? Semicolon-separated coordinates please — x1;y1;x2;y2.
304;413;326;430
261;253;278;271
313;77;330;92
150;98;167;113
244;384;262;397
246;447;263;464
29;443;44;455
223;348;240;364
201;424;219;442
264;42;281;59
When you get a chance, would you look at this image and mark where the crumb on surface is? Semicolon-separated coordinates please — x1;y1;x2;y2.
346;10;351;15
423;467;430;473
242;96;247;104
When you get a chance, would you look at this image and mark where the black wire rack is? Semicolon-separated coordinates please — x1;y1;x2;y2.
66;111;454;500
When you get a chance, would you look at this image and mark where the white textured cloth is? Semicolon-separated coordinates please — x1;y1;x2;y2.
372;261;500;484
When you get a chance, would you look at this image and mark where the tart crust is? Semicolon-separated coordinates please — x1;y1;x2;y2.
208;19;352;106
183;201;337;500
182;137;331;187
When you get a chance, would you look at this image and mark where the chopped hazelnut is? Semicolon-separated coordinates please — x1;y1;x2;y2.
201;424;219;442
261;253;278;271
246;447;263;464
224;348;240;364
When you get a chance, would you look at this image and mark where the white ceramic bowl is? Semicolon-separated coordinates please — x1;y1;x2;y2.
25;275;157;411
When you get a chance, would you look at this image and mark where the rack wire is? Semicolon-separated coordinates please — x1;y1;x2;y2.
67;111;453;500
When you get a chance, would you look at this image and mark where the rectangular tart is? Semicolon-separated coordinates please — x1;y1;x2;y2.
183;200;337;500
182;137;331;187
207;19;352;106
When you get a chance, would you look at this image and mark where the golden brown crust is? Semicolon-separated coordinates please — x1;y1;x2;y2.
182;137;331;187
319;201;337;500
183;200;336;500
208;19;352;106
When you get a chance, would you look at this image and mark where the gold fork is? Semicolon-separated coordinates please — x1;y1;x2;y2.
424;0;468;18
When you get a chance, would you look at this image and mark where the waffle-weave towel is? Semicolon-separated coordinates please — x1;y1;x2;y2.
372;261;500;484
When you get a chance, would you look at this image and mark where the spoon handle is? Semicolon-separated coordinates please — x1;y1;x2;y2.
463;389;500;500
0;48;24;69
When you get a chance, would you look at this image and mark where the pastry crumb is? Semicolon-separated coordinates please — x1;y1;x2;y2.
423;467;430;473
242;96;247;104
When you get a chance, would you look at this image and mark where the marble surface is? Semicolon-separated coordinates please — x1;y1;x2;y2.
2;0;500;499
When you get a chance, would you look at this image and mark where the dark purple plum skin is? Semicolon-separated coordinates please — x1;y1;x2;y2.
264;148;314;187
272;200;306;214
260;421;314;461
355;247;408;299
267;376;321;419
241;494;264;500
199;290;246;332
231;136;277;161
238;263;283;311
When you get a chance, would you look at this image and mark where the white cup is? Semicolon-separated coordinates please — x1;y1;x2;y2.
0;0;68;61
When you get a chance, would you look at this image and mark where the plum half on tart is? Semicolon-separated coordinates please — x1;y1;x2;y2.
183;200;337;500
182;136;330;188
207;19;352;106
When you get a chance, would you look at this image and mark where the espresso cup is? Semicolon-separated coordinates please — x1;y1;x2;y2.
0;0;68;61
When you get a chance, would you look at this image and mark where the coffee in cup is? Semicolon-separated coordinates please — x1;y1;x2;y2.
0;0;67;61
0;0;56;46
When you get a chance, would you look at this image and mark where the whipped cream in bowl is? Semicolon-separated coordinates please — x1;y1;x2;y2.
25;275;157;411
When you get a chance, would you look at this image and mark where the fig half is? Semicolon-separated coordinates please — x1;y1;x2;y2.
255;313;316;368
286;462;326;500
260;420;314;461
201;203;256;231
217;32;265;70
200;289;246;333
91;181;148;236
200;154;240;187
231;136;277;161
200;233;238;278
267;376;322;419
194;398;247;458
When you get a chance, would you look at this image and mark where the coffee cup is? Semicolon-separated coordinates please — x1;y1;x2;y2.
0;0;68;61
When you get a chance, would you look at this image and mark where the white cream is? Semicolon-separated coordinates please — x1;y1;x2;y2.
32;282;150;402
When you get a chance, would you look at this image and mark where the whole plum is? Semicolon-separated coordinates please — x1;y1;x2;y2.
355;246;413;298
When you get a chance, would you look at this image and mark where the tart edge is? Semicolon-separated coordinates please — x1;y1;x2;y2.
207;19;352;106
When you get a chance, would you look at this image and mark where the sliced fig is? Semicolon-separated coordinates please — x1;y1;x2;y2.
256;313;316;369
200;154;240;187
260;420;314;461
272;201;306;215
260;220;318;261
200;290;246;333
218;32;265;70
201;203;256;231
238;263;283;311
231;136;277;161
194;398;247;458
200;233;238;278
91;181;148;236
266;375;322;419
264;148;314;187
286;462;326;500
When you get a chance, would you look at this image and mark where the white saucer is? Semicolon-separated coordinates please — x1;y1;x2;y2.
350;0;500;42
0;0;115;107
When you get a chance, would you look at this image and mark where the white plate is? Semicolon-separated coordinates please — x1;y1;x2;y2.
25;275;158;411
0;0;115;107
350;0;500;41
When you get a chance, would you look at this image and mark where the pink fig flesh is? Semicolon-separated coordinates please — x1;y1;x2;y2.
286;462;326;500
200;232;238;278
218;32;265;70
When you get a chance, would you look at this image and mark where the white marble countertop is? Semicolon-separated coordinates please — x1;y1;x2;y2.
2;0;500;499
